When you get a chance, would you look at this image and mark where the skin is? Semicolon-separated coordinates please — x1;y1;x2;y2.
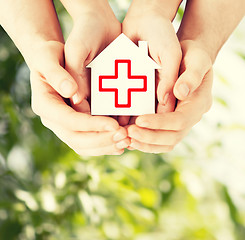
0;0;129;156
128;40;213;153
128;0;245;153
121;0;183;125
1;0;244;155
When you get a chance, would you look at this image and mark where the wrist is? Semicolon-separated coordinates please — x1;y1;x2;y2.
23;40;64;70
60;0;115;22
178;34;218;63
128;0;182;21
179;39;213;65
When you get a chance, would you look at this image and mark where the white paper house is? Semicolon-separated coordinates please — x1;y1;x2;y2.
87;33;160;116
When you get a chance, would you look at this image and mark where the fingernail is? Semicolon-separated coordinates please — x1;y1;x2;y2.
113;132;126;142
72;93;80;105
60;80;74;96
178;83;189;97
116;140;129;149
163;93;169;106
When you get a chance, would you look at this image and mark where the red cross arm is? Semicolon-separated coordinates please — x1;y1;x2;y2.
99;59;147;108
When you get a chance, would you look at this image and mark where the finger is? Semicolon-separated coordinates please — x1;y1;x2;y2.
173;42;212;100
41;65;78;99
136;105;202;131
176;68;213;113
135;111;187;131
76;145;125;156
123;25;181;113
64;25;94;105
153;39;182;113
72;99;91;114
41;118;128;149
136;68;213;132
137;101;204;131
130;139;174;154
35;42;78;99
128;124;186;146
30;71;119;132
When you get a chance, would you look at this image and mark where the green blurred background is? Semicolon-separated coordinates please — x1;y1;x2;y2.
1;1;245;239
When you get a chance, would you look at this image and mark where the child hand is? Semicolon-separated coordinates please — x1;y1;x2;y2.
127;40;213;153
122;1;182;116
62;0;121;112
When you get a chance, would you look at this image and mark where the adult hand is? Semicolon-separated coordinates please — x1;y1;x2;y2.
127;40;213;153
122;0;182;126
30;41;129;156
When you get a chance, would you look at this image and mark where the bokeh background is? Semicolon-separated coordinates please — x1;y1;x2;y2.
0;1;245;239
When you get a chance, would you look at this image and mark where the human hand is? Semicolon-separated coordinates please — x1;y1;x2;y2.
122;0;182;124
29;41;129;156
127;40;213;153
62;0;121;113
30;71;129;156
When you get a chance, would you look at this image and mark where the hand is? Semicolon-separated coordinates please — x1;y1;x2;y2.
127;40;213;153
30;41;130;156
63;0;121;113
122;0;182;122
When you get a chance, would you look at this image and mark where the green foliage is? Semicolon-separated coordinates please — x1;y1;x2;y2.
1;1;245;240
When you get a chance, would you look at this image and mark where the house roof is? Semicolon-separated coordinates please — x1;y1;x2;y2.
87;33;161;69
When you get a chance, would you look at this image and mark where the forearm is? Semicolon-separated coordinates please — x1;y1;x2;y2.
177;0;245;62
127;0;183;20
0;0;63;65
59;0;114;21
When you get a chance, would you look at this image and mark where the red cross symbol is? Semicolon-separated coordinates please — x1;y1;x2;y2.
99;59;147;108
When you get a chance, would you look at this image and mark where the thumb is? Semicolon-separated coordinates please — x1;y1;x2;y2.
42;64;78;99
34;41;78;99
155;46;182;113
64;26;92;105
174;44;212;100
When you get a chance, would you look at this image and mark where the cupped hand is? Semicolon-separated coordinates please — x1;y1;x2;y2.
29;41;129;156
63;2;121;113
30;69;130;156
122;1;182;120
127;40;213;153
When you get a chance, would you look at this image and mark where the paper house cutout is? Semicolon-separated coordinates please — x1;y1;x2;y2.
87;33;160;116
